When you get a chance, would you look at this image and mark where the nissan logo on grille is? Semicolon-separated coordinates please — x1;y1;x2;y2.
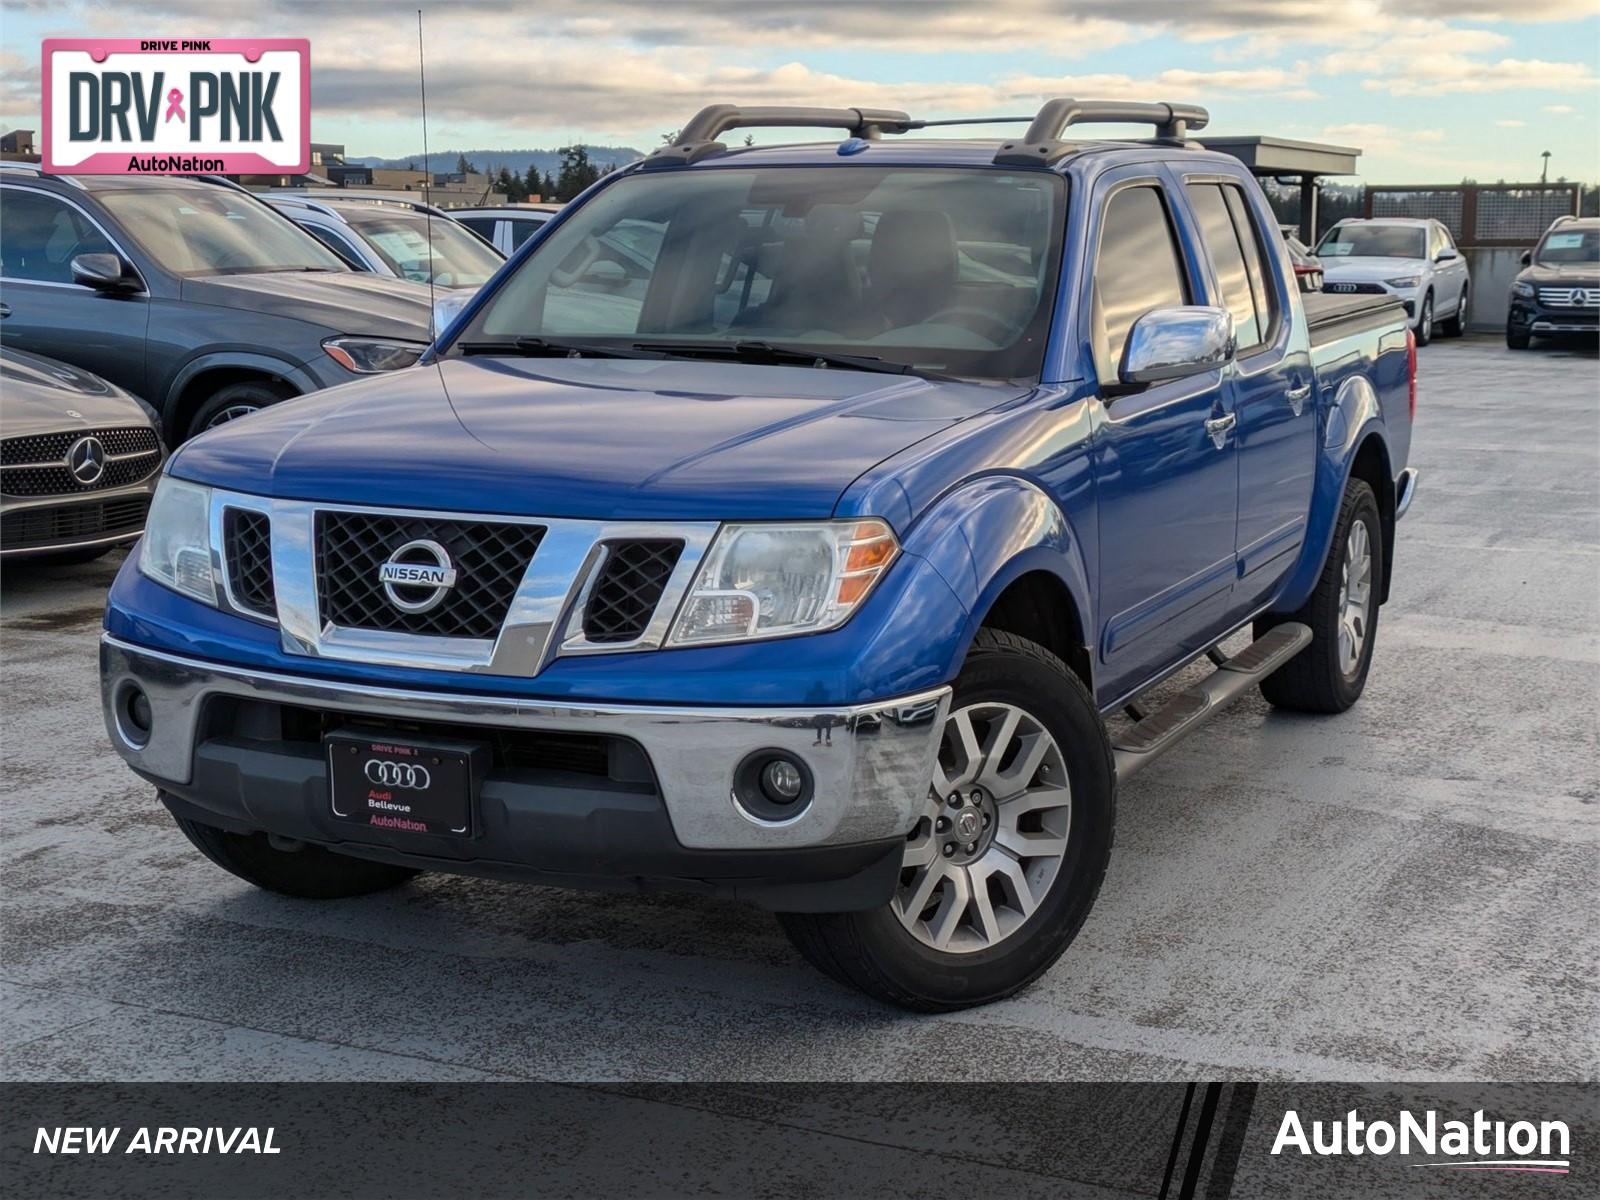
377;539;458;614
66;436;107;485
365;758;432;790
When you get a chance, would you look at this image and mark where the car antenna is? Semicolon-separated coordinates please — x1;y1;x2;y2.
417;8;436;323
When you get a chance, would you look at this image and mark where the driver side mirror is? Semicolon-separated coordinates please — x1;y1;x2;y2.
1520;249;1533;266
1436;248;1459;263
70;253;138;293
1120;306;1235;387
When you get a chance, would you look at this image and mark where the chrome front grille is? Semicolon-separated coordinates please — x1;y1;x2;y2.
212;491;717;676
1537;286;1600;307
0;426;160;497
315;512;546;640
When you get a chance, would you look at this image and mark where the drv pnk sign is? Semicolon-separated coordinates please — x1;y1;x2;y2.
42;39;309;175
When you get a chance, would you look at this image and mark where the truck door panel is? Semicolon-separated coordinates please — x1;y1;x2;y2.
1087;174;1239;703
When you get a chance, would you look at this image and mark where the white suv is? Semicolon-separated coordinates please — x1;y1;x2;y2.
1316;217;1470;345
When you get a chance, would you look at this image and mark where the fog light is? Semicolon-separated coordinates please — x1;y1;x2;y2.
117;683;152;747
761;759;804;804
733;750;814;824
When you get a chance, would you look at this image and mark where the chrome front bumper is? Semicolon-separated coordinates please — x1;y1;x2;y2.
100;636;950;851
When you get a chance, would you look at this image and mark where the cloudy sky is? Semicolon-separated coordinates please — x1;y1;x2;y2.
3;0;1597;182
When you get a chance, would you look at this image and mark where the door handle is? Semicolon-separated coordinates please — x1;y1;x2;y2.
0;302;10;319
1204;412;1236;448
1285;381;1311;416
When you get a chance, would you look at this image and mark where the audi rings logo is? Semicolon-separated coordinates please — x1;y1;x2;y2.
365;758;432;790
377;539;458;614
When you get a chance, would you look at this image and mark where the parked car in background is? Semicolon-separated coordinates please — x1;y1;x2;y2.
0;167;436;442
1;347;163;562
261;194;505;289
1506;214;1599;349
102;98;1418;1012
1316;216;1469;344
1278;225;1323;292
451;203;563;254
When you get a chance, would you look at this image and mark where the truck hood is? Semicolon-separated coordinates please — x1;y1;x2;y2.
180;271;434;341
1320;256;1427;282
169;356;1021;520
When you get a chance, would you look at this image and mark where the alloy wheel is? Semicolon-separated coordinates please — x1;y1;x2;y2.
893;702;1072;954
205;403;260;430
1336;519;1373;678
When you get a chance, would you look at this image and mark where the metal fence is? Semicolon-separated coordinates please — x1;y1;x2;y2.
1364;183;1581;247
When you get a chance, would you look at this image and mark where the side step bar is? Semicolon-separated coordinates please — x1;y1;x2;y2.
1112;622;1312;782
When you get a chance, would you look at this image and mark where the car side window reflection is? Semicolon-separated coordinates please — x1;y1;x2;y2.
1092;185;1189;387
0;190;114;285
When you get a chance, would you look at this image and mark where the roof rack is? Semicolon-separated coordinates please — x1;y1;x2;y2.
640;97;1209;171
643;105;912;168
993;100;1208;166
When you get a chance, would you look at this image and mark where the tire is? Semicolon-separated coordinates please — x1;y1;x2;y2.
1256;479;1383;714
185;380;292;442
1414;290;1433;346
778;628;1115;1012
172;810;420;899
1441;284;1468;337
1506;324;1531;350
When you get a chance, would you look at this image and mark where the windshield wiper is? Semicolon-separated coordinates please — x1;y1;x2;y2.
455;336;661;360
630;340;932;377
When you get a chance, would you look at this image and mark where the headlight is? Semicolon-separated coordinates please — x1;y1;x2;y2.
666;519;898;647
322;336;427;374
1385;276;1421;289
1512;281;1536;299
138;477;216;605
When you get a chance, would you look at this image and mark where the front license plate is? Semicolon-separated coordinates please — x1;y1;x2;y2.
325;732;480;838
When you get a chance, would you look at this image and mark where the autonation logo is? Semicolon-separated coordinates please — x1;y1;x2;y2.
1272;1108;1571;1175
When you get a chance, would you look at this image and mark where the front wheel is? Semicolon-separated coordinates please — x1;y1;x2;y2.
1256;479;1383;713
1506;323;1531;350
1414;291;1434;346
185;380;291;441
779;629;1115;1011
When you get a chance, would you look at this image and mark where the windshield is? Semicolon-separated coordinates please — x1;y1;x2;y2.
1317;224;1426;260
452;166;1067;381
1537;228;1600;265
342;208;505;286
98;188;347;276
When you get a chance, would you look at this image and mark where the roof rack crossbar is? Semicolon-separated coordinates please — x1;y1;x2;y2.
993;98;1209;167
643;104;912;169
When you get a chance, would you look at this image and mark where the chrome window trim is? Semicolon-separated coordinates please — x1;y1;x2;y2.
204;487;718;675
0;183;151;296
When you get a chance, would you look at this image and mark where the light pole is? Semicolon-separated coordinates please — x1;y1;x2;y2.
1541;151;1551;184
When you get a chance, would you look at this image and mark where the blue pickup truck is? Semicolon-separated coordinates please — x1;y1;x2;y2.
100;100;1418;1010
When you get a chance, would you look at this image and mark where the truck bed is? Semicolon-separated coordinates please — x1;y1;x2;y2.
1302;292;1407;348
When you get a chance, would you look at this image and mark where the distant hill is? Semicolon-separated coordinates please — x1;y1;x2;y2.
347;147;645;177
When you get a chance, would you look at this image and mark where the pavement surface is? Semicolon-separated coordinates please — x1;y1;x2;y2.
3;335;1596;1083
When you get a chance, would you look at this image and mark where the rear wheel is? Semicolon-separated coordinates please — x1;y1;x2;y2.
1256;479;1383;713
1441;284;1469;337
779;629;1115;1011
172;810;420;899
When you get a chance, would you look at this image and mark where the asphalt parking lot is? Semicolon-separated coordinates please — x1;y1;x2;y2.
2;336;1596;1084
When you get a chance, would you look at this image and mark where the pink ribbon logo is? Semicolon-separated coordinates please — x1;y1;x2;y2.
164;88;185;123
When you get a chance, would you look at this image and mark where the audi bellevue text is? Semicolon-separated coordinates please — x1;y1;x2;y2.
100;98;1417;1010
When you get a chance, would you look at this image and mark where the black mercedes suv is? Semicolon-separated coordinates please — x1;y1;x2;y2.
1507;215;1599;349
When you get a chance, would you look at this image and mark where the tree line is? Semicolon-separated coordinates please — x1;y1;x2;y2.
458;146;617;204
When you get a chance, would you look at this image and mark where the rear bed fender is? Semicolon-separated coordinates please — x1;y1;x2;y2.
902;476;1094;682
1272;374;1393;613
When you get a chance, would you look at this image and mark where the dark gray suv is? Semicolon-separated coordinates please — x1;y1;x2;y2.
0;168;435;441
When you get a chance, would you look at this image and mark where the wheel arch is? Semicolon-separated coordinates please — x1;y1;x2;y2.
162;354;313;442
903;475;1096;696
